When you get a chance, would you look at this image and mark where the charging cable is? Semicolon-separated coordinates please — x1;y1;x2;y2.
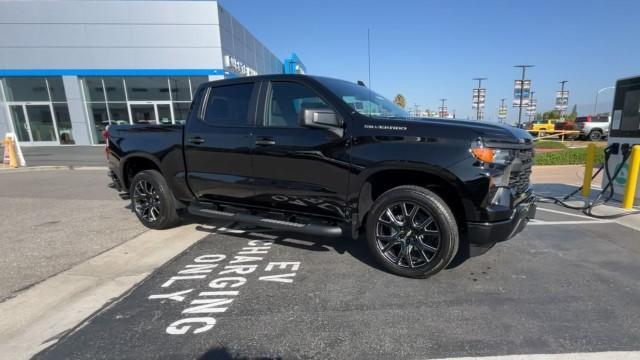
537;143;640;218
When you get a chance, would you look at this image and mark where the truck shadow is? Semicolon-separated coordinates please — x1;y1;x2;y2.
183;214;472;275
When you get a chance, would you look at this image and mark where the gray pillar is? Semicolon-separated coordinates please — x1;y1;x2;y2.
62;76;93;145
0;80;11;136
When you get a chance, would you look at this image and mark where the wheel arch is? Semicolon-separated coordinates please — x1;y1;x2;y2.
120;153;163;191
356;167;467;231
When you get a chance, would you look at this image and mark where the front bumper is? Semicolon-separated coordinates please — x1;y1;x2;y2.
466;194;536;245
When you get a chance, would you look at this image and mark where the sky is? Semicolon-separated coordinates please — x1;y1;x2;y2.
219;0;640;123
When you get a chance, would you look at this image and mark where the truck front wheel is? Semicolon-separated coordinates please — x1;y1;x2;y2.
366;185;459;278
130;170;180;229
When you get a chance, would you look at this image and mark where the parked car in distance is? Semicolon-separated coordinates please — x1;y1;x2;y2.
105;74;536;278
528;119;557;137
576;115;611;140
553;120;579;139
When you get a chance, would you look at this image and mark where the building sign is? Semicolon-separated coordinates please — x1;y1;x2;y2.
498;105;508;120
555;90;569;111
472;88;486;109
438;107;449;118
526;99;537;116
284;53;306;75
223;55;258;77
513;80;531;107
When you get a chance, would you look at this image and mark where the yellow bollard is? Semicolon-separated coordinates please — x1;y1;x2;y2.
582;143;596;197
3;136;18;168
622;145;640;209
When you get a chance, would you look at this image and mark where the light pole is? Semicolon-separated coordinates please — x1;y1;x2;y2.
473;77;487;121
558;80;568;120
594;86;615;116
439;98;447;118
499;98;507;123
514;65;534;127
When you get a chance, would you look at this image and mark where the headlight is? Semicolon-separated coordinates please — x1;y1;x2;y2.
470;140;515;165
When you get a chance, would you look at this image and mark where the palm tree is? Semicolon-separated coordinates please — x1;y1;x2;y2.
393;94;407;109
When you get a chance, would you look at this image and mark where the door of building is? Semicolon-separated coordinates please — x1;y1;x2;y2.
7;102;60;145
128;101;174;125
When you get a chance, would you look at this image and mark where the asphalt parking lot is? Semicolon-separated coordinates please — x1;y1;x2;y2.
34;201;640;359
0;169;146;301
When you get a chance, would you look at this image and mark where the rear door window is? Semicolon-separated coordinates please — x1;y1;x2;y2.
203;83;254;127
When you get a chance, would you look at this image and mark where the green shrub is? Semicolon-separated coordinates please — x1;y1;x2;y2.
534;147;605;166
533;140;566;149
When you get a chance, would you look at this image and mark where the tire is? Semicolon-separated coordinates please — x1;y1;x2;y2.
589;130;602;141
130;169;180;229
365;185;459;278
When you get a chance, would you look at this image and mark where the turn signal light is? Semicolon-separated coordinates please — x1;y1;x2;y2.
471;147;494;163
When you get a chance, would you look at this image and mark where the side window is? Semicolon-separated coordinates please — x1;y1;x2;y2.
203;83;253;127
266;82;329;127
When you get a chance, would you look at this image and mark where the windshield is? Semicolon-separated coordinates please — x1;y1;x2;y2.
314;77;410;119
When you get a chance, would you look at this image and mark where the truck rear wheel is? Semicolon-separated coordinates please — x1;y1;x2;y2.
365;185;459;278
589;130;603;141
130;170;180;229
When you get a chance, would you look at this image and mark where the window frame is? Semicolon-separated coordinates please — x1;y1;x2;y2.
260;80;338;129
199;81;258;128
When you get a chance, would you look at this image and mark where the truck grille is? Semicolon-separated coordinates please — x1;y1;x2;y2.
509;148;533;195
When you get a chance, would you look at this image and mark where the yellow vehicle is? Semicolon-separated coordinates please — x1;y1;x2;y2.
528;119;557;137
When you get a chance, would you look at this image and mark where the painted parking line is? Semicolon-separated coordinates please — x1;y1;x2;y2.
34;219;640;359
528;219;616;225
433;350;640;360
535;206;599;220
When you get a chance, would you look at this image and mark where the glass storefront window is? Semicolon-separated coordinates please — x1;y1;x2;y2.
3;77;49;102
26;105;56;142
2;76;73;145
53;104;74;144
107;103;130;125
103;77;126;102
190;76;209;95
82;77;106;102
87;103;109;144
9;105;30;142
169;77;191;101
126;77;170;101
173;102;191;124
47;77;67;102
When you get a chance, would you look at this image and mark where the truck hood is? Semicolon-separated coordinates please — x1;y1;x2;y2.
369;117;534;149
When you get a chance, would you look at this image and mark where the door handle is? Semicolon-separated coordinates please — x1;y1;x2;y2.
255;137;276;146
188;137;205;144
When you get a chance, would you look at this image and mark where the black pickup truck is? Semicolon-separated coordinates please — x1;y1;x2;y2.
107;74;535;278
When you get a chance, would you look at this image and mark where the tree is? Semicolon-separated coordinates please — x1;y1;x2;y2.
542;110;560;120
393;94;406;109
570;104;577;116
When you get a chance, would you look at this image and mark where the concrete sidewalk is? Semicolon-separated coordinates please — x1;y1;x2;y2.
531;164;603;187
532;165;640;231
18;146;105;167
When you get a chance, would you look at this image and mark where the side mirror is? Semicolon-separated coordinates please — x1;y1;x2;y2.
300;108;343;137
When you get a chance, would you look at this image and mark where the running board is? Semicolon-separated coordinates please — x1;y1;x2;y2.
188;204;343;237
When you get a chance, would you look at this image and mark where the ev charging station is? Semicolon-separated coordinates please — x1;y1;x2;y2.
604;75;640;205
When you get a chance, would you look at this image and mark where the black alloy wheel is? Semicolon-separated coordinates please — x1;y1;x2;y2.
366;185;459;278
130;169;180;229
132;179;162;223
375;201;441;268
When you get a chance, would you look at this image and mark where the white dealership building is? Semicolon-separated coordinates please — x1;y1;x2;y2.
0;0;300;146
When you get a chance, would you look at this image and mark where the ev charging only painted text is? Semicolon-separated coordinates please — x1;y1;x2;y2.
147;238;301;335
